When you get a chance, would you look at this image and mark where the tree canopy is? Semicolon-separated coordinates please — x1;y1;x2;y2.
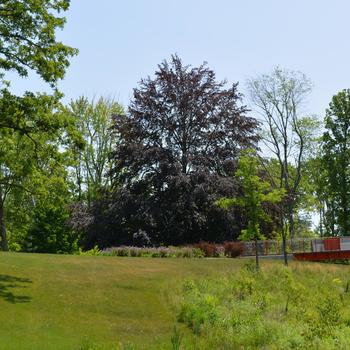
83;55;260;247
66;97;124;205
0;41;348;253
247;67;319;259
0;0;77;86
322;89;350;236
217;149;284;268
113;55;259;182
0;1;78;251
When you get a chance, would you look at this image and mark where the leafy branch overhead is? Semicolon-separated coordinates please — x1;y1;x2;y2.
0;0;78;85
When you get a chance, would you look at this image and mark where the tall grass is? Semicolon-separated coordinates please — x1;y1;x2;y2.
171;261;350;349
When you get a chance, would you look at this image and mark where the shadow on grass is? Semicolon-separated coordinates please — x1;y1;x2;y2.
0;275;32;303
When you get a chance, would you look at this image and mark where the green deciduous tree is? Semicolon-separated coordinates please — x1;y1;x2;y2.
0;1;80;252
304;154;334;237
25;168;78;253
66;97;124;205
0;0;77;86
247;67;319;248
0;90;80;250
217;149;284;269
322;89;350;236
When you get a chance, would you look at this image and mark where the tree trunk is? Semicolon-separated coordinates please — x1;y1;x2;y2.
327;199;336;236
319;207;324;237
254;237;259;271
76;165;82;201
86;171;91;209
282;232;288;266
0;201;8;251
281;212;288;266
288;205;295;243
181;151;188;174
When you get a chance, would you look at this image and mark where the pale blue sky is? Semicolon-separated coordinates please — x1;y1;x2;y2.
9;0;350;117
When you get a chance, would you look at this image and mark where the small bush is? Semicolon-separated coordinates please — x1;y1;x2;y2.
129;247;142;257
308;296;342;338
151;249;161;258
178;293;219;334
9;242;21;252
194;242;220;257
116;246;130;257
192;247;205;258
159;247;169;258
78;245;102;256
175;250;184;258
224;241;244;258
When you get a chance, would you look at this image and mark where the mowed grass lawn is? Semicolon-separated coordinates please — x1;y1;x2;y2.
0;252;247;350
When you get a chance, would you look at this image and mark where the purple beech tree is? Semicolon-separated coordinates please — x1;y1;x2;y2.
85;55;260;247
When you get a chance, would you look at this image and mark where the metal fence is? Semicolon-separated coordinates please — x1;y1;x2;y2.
241;237;315;256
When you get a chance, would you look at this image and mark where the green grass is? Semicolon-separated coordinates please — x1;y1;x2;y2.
173;260;350;349
0;252;245;350
1;253;350;349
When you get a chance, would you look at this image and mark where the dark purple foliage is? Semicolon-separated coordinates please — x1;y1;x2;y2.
82;55;260;247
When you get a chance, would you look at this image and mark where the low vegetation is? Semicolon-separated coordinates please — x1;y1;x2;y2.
80;241;245;259
172;261;350;349
0;252;244;350
1;252;350;349
101;246;205;258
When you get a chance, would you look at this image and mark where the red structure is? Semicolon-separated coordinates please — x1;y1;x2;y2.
294;250;350;261
323;237;340;251
293;237;350;261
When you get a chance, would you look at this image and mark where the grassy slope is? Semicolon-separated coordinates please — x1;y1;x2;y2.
0;253;246;350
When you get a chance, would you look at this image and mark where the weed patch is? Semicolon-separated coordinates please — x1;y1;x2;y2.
172;263;350;349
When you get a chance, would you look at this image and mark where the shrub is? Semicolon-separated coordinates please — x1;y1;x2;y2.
78;245;102;256
194;242;220;257
308;296;342;339
151;249;161;258
158;247;170;258
103;246;130;257
100;245;208;259
9;242;21;252
176;249;185;258
192;248;205;258
116;246;130;257
129;247;142;257
178;293;219;334
224;241;244;258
